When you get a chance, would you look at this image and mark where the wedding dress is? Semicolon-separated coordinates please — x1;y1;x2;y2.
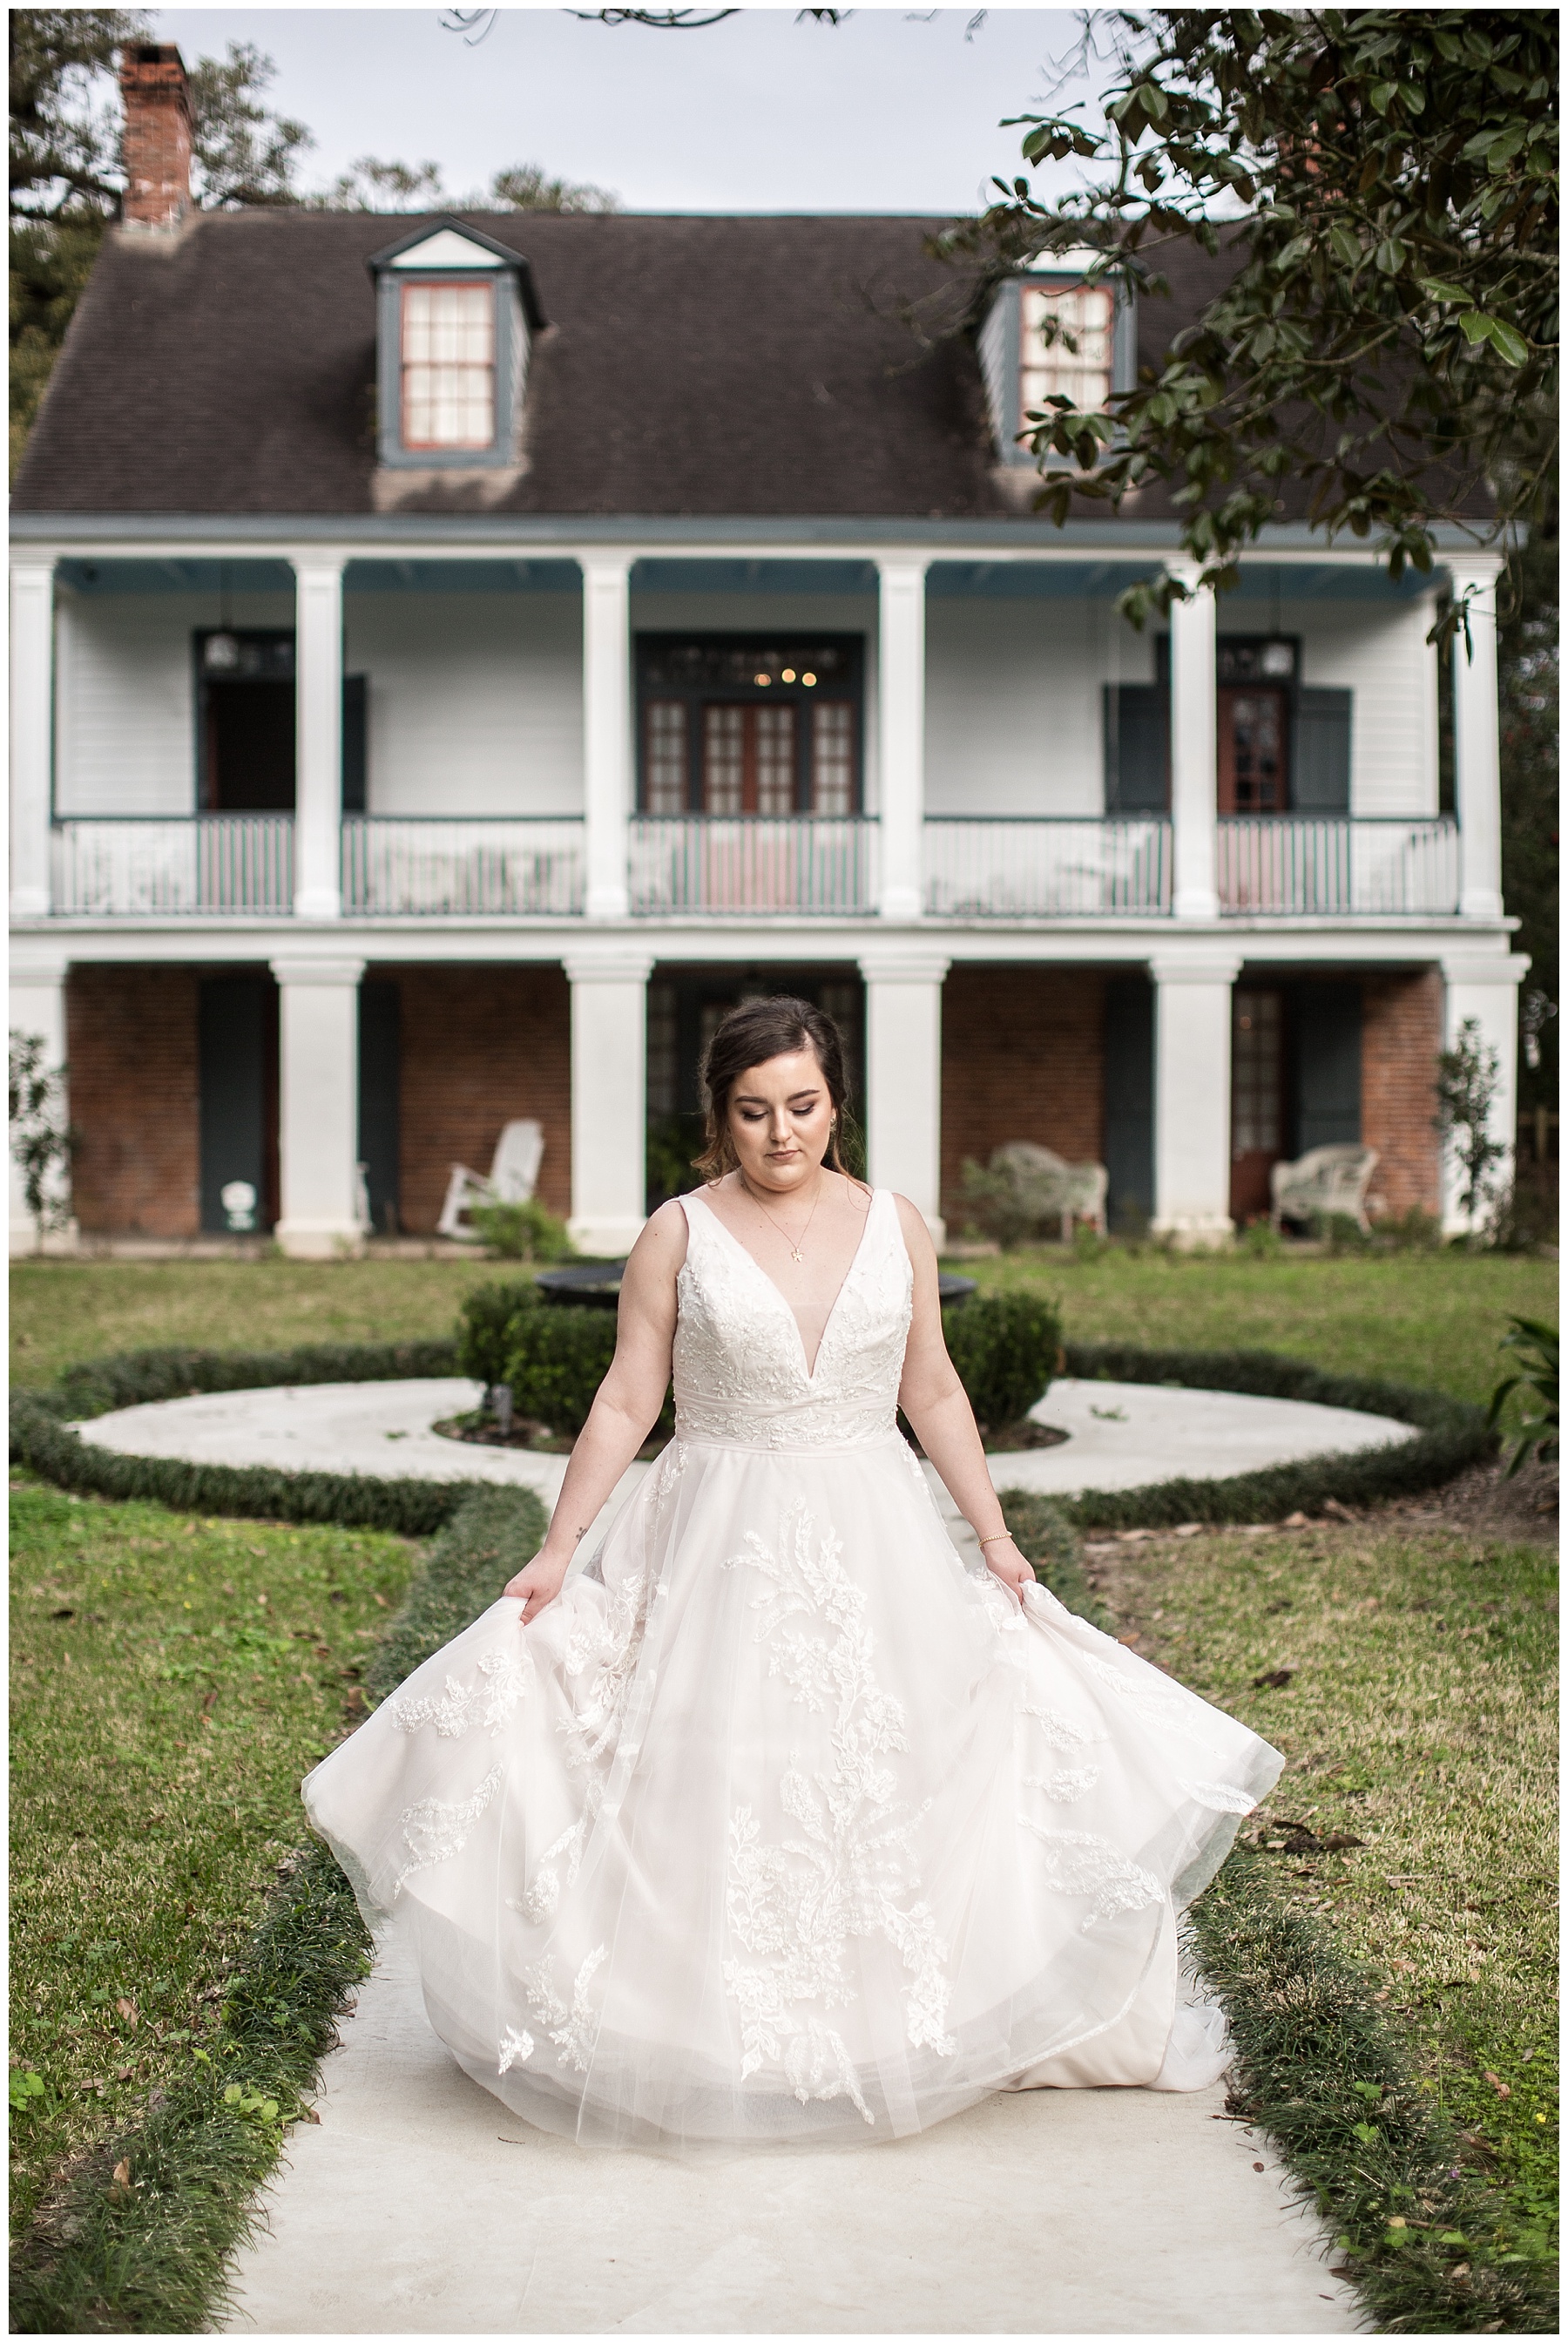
305;1188;1283;2150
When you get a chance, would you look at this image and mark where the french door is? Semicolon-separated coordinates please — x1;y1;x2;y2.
1230;985;1284;1225
642;697;858;814
1218;687;1289;813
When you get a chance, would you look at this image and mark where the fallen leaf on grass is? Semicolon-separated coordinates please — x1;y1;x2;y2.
1482;2069;1511;2098
1252;1667;1296;1690
114;1998;137;2026
109;2157;132;2200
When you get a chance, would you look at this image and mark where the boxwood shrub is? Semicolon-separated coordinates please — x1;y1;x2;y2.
942;1289;1064;1434
454;1278;540;1391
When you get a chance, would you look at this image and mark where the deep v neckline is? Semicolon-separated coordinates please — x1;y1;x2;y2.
691;1188;880;1384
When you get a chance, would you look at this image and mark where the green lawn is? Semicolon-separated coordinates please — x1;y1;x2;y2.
1097;1515;1558;2262
970;1245;1557;1410
10;1245;1558;1404
8;1483;416;2239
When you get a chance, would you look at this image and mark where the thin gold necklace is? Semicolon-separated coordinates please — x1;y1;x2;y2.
740;1169;825;1264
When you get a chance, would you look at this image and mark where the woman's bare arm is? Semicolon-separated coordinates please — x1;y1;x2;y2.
892;1196;1033;1601
504;1201;686;1619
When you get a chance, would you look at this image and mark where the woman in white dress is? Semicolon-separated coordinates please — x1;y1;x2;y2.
305;997;1283;2150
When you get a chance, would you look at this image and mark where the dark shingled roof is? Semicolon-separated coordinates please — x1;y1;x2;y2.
14;209;1235;522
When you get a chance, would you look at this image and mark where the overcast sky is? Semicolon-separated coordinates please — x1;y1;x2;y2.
150;5;1107;214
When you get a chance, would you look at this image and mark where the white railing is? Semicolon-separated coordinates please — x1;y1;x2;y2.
1217;816;1460;916
51;816;294;916
628;816;880;916
341;817;585;916
923;817;1173;918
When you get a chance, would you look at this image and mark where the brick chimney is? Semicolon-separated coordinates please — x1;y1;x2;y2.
119;44;192;230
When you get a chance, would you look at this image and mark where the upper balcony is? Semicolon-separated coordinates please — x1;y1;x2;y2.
12;545;1504;931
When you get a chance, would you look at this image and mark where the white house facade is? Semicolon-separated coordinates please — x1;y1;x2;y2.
9;51;1524;1256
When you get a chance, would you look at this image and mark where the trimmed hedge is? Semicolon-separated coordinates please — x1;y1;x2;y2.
1049;1343;1493;1528
454;1282;538;1391
36;1339;461;1426
8;1395;486;1539
10;1481;549;2334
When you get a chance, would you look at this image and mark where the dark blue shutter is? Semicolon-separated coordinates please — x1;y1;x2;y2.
1289;981;1362;1152
1104;975;1155;1229
1104;684;1169;812
1291;687;1352;812
358;980;401;1235
342;674;368;814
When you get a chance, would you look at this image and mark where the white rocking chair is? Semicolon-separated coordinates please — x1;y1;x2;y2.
436;1119;545;1242
990;1141;1111;1243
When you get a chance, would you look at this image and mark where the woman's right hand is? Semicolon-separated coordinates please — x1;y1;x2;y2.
504;1549;568;1623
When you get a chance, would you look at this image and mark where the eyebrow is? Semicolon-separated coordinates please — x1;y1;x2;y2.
733;1087;822;1106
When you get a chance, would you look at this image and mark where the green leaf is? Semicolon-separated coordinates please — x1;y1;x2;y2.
1375;238;1408;275
1369;81;1398;116
1459;309;1497;343
1329;225;1362;268
1351;2120;1380;2143
1419;280;1472;305
1485;317;1530;365
223;2082;242;2103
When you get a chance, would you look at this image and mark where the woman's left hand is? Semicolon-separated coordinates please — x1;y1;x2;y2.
982;1534;1035;1602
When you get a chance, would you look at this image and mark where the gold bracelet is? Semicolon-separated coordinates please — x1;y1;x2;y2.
977;1532;1013;1547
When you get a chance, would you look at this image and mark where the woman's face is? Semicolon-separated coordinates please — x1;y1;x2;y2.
725;1046;834;1194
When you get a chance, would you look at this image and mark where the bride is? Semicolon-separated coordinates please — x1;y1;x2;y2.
305;996;1282;2150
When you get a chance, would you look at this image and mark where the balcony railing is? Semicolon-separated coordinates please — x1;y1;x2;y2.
628;815;879;917
341;816;585;917
923;816;1172;918
1217;816;1459;916
51;816;294;917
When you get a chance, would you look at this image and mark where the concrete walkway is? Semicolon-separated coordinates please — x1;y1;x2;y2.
224;1937;1360;2336
105;1372;1391;2332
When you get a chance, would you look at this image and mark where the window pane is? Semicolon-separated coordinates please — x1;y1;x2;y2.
1232;990;1281;1155
810;701;855;815
1020;282;1114;418
755;704;795;815
702;705;745;815
645;701;687;813
402;281;495;449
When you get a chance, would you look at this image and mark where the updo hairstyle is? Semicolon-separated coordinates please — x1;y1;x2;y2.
694;995;856;1182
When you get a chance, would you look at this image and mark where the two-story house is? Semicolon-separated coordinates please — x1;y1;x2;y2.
10;46;1524;1256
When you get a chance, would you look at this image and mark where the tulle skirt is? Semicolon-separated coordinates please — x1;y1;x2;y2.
304;1432;1282;2150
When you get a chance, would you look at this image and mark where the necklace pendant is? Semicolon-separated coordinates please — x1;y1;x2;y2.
790;1247;804;1263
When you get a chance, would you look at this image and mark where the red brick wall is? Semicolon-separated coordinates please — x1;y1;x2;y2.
941;968;1105;1219
1362;969;1443;1217
66;966;201;1236
386;965;572;1229
118;47;192;228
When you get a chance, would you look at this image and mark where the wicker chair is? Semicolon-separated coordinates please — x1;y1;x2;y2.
1270;1143;1380;1233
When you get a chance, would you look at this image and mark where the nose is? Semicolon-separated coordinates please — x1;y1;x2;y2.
768;1104;793;1145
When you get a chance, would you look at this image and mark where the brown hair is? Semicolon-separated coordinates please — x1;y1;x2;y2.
694;995;856;1182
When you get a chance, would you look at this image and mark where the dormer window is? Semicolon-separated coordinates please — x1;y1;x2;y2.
402;282;496;449
978;257;1135;467
367;218;545;471
1019;281;1115;418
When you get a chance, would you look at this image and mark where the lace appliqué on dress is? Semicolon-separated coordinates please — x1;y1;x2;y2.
497;2025;534;2074
395;1766;503;1897
1018;1818;1165;1931
388;1645;532;1741
719;1498;956;2119
523;1945;608;2074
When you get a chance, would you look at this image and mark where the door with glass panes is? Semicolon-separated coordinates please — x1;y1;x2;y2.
638;637;862;816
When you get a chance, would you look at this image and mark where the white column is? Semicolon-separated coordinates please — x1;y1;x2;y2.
582;554;633;920
859;949;949;1247
1150;950;1242;1243
1168;565;1219;919
271;955;364;1256
1438;951;1529;1235
1447;558;1505;919
10;560;56;918
293;557;344;919
9;949;73;1253
876;557;929;921
566;948;652;1253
